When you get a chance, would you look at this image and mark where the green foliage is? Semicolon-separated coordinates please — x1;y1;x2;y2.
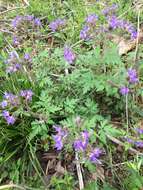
124;169;143;190
98;120;123;144
0;0;143;189
28;120;48;142
84;182;117;190
49;173;75;190
84;181;99;190
123;158;143;190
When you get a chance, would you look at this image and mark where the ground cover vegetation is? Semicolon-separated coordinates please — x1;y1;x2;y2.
0;0;143;189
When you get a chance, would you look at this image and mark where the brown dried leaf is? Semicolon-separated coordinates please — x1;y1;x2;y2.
91;165;105;182
43;152;58;160
118;40;135;56
46;159;57;175
55;161;66;175
108;30;143;55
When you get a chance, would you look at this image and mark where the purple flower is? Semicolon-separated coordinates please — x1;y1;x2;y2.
107;15;119;29
12;36;19;46
12;15;41;30
5;51;21;73
74;131;89;151
1;100;8;108
134;141;143;148
15;63;21;69
6;65;21;73
24;53;31;61
20;90;33;101
74;140;83;151
54;125;67;136
107;16;137;39
6;115;16;125
7;64;21;73
2;110;10;118
3;92;19;107
125;24;137;39
53;125;67;150
2;110;16;125
120;86;129;95
8;51;18;60
26;15;34;21
4;92;17;101
11;16;22;28
85;14;98;25
81;131;89;148
135;128;143;134
64;46;76;64
127;68;137;77
53;135;63;150
130;30;137;39
127;68;139;83
4;92;13;99
102;4;118;15
80;25;91;40
124;137;134;144
49;19;66;32
34;18;41;26
89;148;102;163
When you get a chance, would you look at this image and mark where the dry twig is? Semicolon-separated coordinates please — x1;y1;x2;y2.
107;134;143;155
0;6;27;15
0;183;25;190
134;9;141;68
22;0;30;6
75;152;84;190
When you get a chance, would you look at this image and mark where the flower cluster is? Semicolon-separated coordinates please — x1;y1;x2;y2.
89;148;102;164
12;15;41;29
2;110;15;125
102;4;137;39
20;90;33;101
80;14;98;40
125;128;143;148
1;92;19;108
53;125;67;150
11;15;41;46
5;51;21;73
135;141;143;148
102;4;118;16
74;131;89;151
85;14;98;25
80;25;91;40
125;137;143;148
119;68;139;95
49;19;66;32
64;46;76;64
107;15;137;39
120;86;129;95
53;125;102;164
12;36;20;46
74;131;102;164
5;51;32;73
127;68;139;84
80;4;137;41
24;53;32;62
1;89;33;125
135;128;143;134
73;131;102;164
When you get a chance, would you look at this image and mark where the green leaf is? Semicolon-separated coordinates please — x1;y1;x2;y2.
29;121;48;142
103;43;122;65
